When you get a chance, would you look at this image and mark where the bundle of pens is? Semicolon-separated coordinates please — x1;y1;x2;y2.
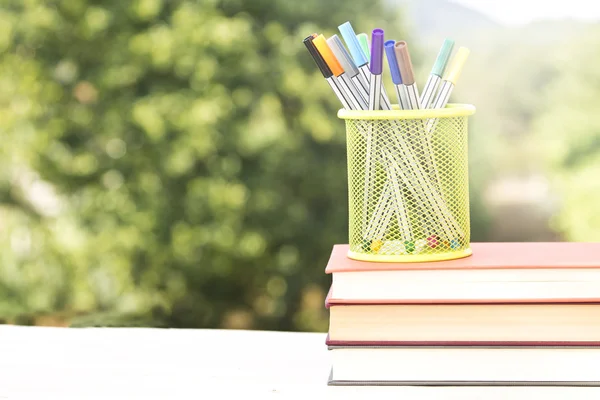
304;21;476;262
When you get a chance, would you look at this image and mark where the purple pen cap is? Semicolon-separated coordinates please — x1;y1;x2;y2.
370;29;384;75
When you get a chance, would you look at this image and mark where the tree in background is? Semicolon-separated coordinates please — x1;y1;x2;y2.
532;27;600;241
0;0;404;329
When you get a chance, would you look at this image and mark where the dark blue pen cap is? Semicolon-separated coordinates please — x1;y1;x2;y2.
384;40;402;85
370;29;384;75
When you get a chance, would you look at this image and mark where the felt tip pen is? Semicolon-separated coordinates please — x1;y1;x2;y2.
303;32;458;242
427;47;470;131
432;46;469;109
357;33;370;61
384;39;409;110
366;181;394;240
339;24;391;110
302;35;351;110
366;29;414;240
368;28;385;111
327;34;369;103
420;39;454;109
313;34;366;110
305;33;398;240
384;38;435;237
339;22;394;112
394;41;420;110
356;33;371;96
360;27;385;236
338;22;371;87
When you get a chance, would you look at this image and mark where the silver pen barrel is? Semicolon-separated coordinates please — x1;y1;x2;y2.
351;75;369;102
368;73;382;111
325;77;352;110
394;85;409;110
336;74;365;111
404;83;420;110
420;74;441;109
340;73;367;110
427;80;454;132
358;64;370;86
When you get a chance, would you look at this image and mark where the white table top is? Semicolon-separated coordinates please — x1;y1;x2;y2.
0;325;598;399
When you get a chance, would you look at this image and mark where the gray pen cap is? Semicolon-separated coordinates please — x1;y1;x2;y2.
327;34;359;77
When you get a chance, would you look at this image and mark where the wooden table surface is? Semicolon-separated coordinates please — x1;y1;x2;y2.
0;325;598;399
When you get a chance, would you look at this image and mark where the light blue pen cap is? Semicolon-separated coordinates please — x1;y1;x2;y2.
338;21;368;67
384;40;402;85
431;38;455;77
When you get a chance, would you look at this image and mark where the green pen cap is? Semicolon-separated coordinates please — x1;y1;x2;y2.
431;39;455;77
357;33;370;60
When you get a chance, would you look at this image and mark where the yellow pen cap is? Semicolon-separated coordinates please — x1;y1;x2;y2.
443;47;469;85
313;34;344;77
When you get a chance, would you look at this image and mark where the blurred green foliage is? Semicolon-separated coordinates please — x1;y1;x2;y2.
532;28;600;241
4;0;593;331
0;0;405;329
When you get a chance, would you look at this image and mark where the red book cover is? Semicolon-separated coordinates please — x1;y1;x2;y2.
325;243;600;346
325;242;600;274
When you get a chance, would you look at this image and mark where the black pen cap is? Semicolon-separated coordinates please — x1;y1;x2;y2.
303;35;333;78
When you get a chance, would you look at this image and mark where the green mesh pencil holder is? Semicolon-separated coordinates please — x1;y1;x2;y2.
339;103;476;262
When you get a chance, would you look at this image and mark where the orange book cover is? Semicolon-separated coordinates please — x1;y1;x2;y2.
324;287;600;346
325;242;600;274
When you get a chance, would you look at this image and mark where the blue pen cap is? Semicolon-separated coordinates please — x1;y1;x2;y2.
338;21;368;67
384;40;402;85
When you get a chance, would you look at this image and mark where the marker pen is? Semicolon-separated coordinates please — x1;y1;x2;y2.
432;47;469;109
303;35;351;110
356;33;371;97
383;39;409;110
378;34;460;240
394;41;420;110
338;22;371;88
365;29;417;241
356;33;370;61
327;34;369;103
339;22;392;110
365;181;394;241
303;32;461;242
368;28;385;111
313;34;367;110
427;46;470;131
420;39;454;109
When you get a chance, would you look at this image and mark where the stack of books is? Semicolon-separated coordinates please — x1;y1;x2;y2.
325;242;600;386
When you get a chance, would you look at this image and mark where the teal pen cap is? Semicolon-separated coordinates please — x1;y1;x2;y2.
357;33;370;60
430;39;455;77
338;21;368;67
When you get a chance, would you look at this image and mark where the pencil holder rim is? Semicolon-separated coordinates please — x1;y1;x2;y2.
337;103;475;120
347;247;473;263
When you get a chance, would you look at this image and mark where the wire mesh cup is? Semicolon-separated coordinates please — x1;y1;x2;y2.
339;103;476;262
